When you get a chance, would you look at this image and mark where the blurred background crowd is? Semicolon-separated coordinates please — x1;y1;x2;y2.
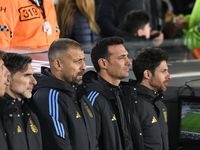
0;0;199;59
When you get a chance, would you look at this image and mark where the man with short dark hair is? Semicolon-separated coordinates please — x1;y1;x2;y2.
0;50;10;150
118;10;163;47
124;10;151;39
82;36;133;150
31;38;98;150
0;53;42;150
129;47;171;150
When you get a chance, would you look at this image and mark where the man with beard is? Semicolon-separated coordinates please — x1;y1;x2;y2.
30;38;98;150
0;53;42;150
128;47;171;150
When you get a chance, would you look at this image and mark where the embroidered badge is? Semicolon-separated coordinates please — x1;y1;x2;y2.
29;118;38;133
84;103;93;118
76;111;81;118
111;114;116;121
152;116;157;123
163;108;167;123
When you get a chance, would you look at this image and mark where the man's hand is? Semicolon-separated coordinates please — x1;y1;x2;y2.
151;31;164;46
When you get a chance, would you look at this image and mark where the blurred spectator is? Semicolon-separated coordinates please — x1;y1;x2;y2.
96;0;172;38
0;0;60;48
162;13;179;39
173;0;200;51
118;10;163;47
56;0;100;44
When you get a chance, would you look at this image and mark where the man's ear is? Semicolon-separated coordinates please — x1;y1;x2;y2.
53;59;62;71
143;70;152;79
98;58;107;70
137;29;143;37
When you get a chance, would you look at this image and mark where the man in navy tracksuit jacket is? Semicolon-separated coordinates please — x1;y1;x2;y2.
82;37;133;150
31;38;98;150
0;53;42;150
131;47;171;150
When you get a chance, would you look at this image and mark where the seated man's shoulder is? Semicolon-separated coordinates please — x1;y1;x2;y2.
32;87;60;104
86;89;105;103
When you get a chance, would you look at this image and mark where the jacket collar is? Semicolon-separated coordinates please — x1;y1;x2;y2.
33;67;76;94
3;93;14;101
97;74;125;99
97;74;121;90
83;71;124;100
136;83;164;103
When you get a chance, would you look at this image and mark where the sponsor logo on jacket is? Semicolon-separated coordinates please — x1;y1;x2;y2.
151;116;157;123
13;125;22;134
17;125;22;133
111;114;116;121
163;108;167;123
84;103;93;118
76;111;81;118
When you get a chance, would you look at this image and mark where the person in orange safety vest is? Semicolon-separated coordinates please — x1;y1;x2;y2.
0;0;60;48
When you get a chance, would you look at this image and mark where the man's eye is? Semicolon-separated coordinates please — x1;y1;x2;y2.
24;74;30;77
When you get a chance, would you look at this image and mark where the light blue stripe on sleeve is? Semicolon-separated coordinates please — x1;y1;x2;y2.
61;123;65;138
54;91;63;138
87;91;94;102
49;89;53;116
49;89;59;136
88;91;96;102
49;90;65;138
52;90;56;118
91;93;99;106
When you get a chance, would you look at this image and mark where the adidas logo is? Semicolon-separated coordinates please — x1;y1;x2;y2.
76;111;81;118
111;114;116;121
17;125;22;133
151;116;157;123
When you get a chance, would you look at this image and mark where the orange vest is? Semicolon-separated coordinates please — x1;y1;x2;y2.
0;0;60;48
193;48;200;59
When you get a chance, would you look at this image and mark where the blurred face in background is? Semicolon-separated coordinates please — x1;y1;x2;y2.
0;59;10;97
138;23;151;39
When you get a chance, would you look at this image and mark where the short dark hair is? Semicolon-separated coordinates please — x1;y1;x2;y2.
124;10;150;35
132;47;168;83
48;38;83;64
0;50;5;60
3;53;32;76
91;36;124;72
